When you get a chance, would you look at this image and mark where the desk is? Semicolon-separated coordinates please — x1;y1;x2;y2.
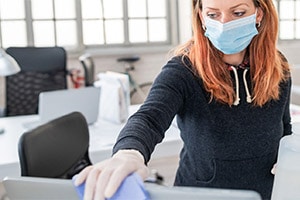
0;105;183;180
1;105;300;181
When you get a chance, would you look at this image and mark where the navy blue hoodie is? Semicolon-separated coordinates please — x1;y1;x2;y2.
113;56;292;200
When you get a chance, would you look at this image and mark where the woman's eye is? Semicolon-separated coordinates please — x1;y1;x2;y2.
207;13;217;19
233;11;246;17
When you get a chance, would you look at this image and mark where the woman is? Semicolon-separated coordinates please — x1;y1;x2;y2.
75;0;291;199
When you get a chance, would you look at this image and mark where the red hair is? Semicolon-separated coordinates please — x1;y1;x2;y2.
174;0;290;106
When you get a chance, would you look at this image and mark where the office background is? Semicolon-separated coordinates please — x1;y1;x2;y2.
0;0;300;109
1;0;300;198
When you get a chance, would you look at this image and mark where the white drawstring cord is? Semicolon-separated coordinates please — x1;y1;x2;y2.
230;66;252;106
230;66;240;106
243;68;252;103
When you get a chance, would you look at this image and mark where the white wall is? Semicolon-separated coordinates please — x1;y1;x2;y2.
278;41;300;66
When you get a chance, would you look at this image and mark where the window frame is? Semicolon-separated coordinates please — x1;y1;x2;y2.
275;0;300;41
0;0;180;56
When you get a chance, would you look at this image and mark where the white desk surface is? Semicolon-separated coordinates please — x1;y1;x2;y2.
0;105;182;180
1;104;300;181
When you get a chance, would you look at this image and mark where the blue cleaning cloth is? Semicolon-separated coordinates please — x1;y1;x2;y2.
72;173;151;200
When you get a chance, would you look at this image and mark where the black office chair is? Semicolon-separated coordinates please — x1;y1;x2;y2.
5;46;68;116
18;112;92;179
79;53;95;87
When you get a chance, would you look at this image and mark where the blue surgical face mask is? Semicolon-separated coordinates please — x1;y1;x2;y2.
204;11;258;54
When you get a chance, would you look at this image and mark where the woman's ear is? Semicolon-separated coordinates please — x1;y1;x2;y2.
199;10;204;23
198;10;206;30
256;7;264;24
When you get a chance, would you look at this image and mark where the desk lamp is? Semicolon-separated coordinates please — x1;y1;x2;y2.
0;48;21;134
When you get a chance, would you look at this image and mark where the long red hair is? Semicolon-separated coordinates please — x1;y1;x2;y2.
174;0;290;106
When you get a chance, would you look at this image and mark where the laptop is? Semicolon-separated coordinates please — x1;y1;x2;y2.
2;176;262;200
23;87;101;130
2;177;79;199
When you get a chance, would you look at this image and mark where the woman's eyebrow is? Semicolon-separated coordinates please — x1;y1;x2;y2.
230;3;250;9
203;7;219;11
204;3;249;11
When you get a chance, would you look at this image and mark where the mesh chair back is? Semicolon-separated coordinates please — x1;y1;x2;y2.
18;112;92;179
5;47;67;116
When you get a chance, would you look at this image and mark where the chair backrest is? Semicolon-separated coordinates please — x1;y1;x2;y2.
18;112;92;179
79;53;95;87
5;46;68;116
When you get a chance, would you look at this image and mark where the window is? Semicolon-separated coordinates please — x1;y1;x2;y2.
31;0;78;47
0;0;27;47
80;0;170;45
0;0;173;51
274;0;300;40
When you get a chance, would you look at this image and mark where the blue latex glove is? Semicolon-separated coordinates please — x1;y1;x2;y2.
72;173;151;200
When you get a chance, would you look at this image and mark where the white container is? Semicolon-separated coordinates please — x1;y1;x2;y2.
271;125;300;200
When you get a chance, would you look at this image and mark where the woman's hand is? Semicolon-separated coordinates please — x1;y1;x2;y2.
74;149;149;200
